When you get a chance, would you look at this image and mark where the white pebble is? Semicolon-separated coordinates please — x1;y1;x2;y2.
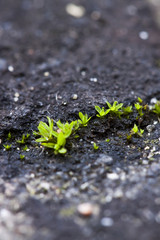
101;217;114;227
8;65;14;72
107;173;119;180
77;203;93;217
72;94;78;100
14;92;19;98
66;4;85;18
90;77;97;82
44;71;49;77
150;98;157;104
14;97;19;102
139;31;149;40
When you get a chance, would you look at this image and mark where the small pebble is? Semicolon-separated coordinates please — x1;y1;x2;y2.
146;125;155;133
150;98;157;104
142;160;148;165
139;31;149;40
72;94;78;100
29;86;34;91
8;65;14;72
44;71;50;77
77;203;94;217
90;77;97;82
107;173;119;180
14;97;19;102
66;3;85;18
14;92;20;98
101;217;114;227
97;154;113;165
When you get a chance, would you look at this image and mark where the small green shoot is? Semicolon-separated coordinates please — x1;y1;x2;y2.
17;133;30;144
53;132;67;154
131;124;144;137
7;132;12;140
78;112;91;126
105;139;110;143
137;97;143;104
134;98;148;119
106;101;123;118
135;102;144;118
122;106;133;116
93;142;99;150
152;101;160;116
23;145;29;151
127;124;144;141
20;154;25;160
95;106;108;118
35;117;79;154
3;144;12;151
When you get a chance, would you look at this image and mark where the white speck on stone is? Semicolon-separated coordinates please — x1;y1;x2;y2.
66;3;85;18
142;160;148;165
44;71;50;77
146;125;155;133
30;173;35;178
144;146;150;150
120;172;126;181
150;98;157;104
105;195;113;203
15;92;19;98
72;94;78;100
30;86;34;91
107;173;119;180
90;77;98;82
80;182;89;191
8;65;14;72
39;182;50;191
14;97;19;102
139;31;149;40
101;217;114;227
81;71;86;77
113;189;123;198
